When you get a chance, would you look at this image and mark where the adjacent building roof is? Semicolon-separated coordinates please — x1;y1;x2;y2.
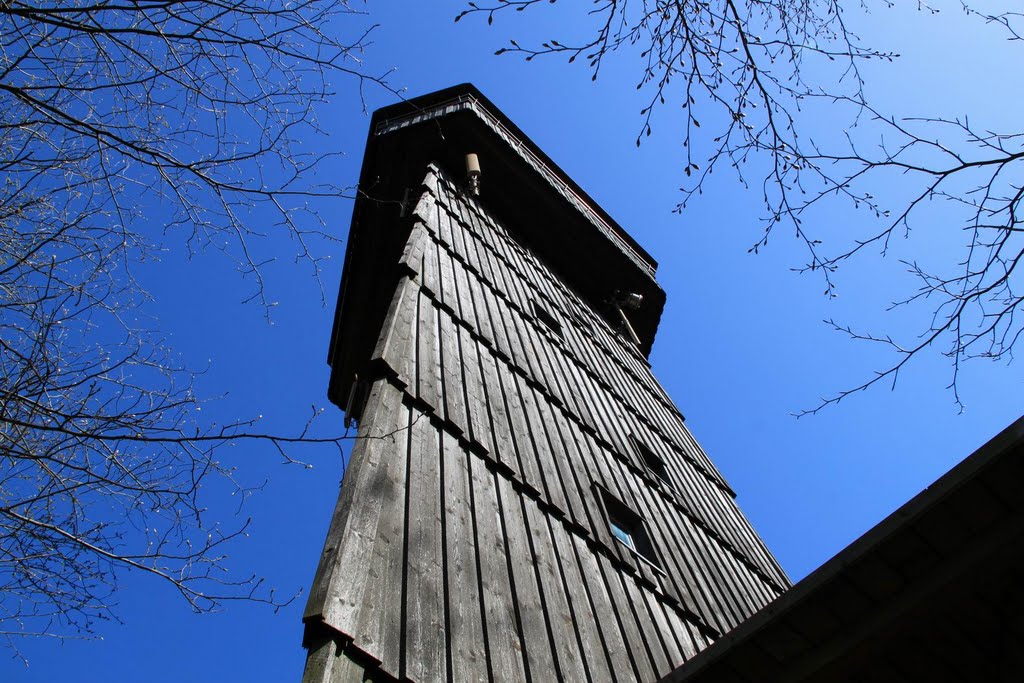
661;415;1024;682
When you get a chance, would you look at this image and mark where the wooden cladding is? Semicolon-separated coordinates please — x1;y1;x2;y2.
304;165;789;682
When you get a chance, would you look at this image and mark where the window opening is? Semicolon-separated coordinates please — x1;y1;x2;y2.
600;489;660;569
632;436;669;485
532;300;563;338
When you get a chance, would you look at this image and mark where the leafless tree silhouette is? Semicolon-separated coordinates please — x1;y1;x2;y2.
0;0;393;654
461;0;1023;413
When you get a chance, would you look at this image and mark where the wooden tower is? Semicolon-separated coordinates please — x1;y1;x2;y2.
301;85;789;682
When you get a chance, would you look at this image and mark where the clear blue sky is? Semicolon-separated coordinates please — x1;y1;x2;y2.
5;1;1021;680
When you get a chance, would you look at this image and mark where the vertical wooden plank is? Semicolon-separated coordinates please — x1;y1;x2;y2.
497;251;530;317
435;202;455;248
404;413;447;682
419;229;441;298
460;334;493;456
549;520;616;683
495;296;532;375
465;220;497;286
522;500;589;682
580;434;639;567
452;253;478;333
442;432;489;682
466;272;495;349
497;360;544;498
518;316;557;401
673;514;733;634
479;279;513;362
305;381;408;679
447;202;471;260
370;275;418;390
533;326;579;415
477;346;520;478
642;590;684;671
437;240;463;321
588;376;634;466
496;476;559;679
410;182;439;227
471;462;529;683
438;308;468;435
621;574;670;676
514;375;569;517
670;613;702;662
597;551;659;683
416;292;444;414
631;479;706;620
482;237;514;304
453;212;483;276
572;535;637;682
534;398;588;532
398;221;430;278
573;430;623;552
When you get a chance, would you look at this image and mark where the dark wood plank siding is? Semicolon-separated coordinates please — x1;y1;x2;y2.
303;165;789;682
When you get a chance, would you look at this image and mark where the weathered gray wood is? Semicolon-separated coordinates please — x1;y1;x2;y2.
549;518;615;682
416;292;444;415
597;548;659;682
519;318;557;404
419;229;441;299
496;360;544;497
398;221;430;278
675;513;734;633
533;398;588;532
370;275;418;390
481;236;514;304
496;475;558;679
464;220;497;287
304;380;408;677
437;239;464;322
435;202;455;248
622;572;671;676
459;333;493;456
477;277;513;362
559;348;601;432
494;295;531;373
476;346;520;477
523;498;589;682
301;632;339;683
410;182;438;227
530;321;574;410
541;329;586;421
662;601;701;663
643;588;684;670
631;476;706;620
438;307;468;435
447;206;473;273
308;160;793;682
466;271;495;349
572;534;636;682
442;432;489;681
471;459;529;682
514;375;569;516
404;412;447;681
573;432;623;551
449;248;477;333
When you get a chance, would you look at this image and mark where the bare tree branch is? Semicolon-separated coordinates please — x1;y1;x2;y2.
0;0;400;655
464;0;1022;413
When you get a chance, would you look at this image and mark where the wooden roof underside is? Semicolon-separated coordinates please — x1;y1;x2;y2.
662;415;1024;683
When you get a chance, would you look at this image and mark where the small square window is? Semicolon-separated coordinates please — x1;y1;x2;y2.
599;489;660;569
568;305;592;332
531;300;563;338
632;436;669;485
